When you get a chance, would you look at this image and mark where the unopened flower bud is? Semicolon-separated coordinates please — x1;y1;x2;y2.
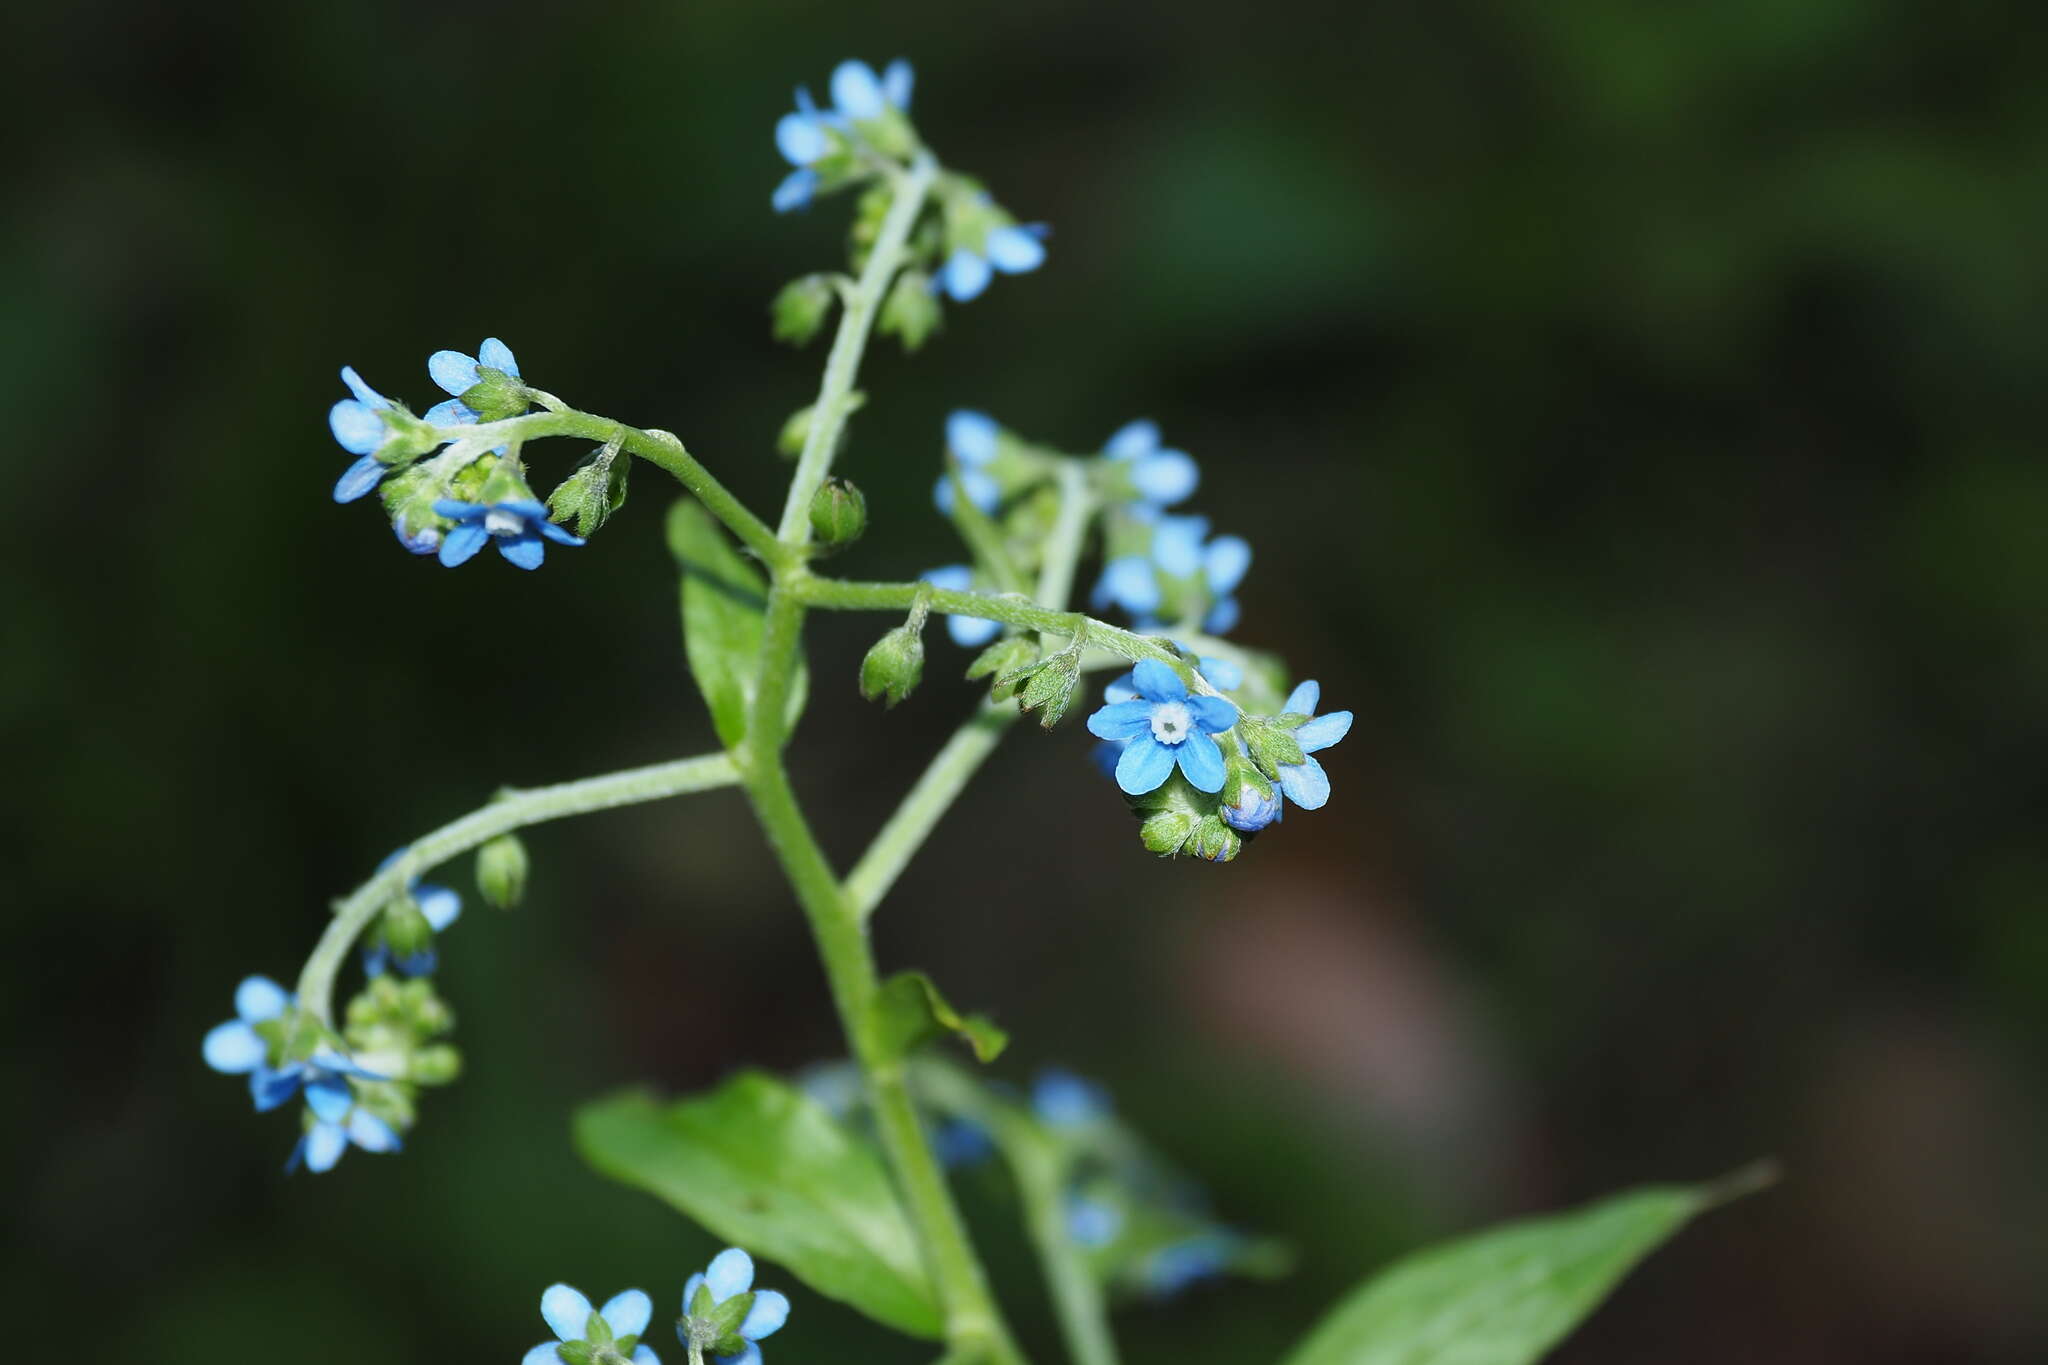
772;273;838;347
1187;815;1241;862
809;477;867;552
475;832;529;910
1140;810;1196;856
860;625;925;708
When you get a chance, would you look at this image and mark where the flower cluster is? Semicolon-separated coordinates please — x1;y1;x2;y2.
520;1248;790;1365
326;337;589;569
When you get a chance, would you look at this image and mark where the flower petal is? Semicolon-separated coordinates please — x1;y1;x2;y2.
1130;659;1187;703
946;614;1001;648
1175;729;1226;793
250;1065;303;1112
714;1343;762;1365
1096;554;1161;615
1132;451;1198;505
600;1290;653;1340
478;337;519;377
632;1347;660;1365
1086;699;1155;741
882;58;914;109
1033;1069;1109;1123
776;114;828;166
831;60;886;118
428;349;481;396
422;397;477;427
347;1109;402;1153
1204;535;1251;593
680;1273;706;1317
1150;516;1209;578
498;532;547;571
329;399;386;455
1114;733;1176;795
1104;419;1158;460
920;564;973;593
1277;755;1331;809
1203;595;1240;634
433;499;484;520
303;1121;348;1173
1103;672;1139;704
542;1284;595;1342
946;409;1000;465
1294;709;1352;753
1197;656;1243;691
332;452;387;503
203;1020;264;1074
940;249;991;302
1187;695;1240;733
705;1247;755;1301
339;365;387;408
438;521;490;568
237;975;291;1022
415;884;461;932
772;168;817;213
524;1345;565;1365
1282;680;1320;716
739;1289;789;1341
304;1074;353;1124
984;224;1046;274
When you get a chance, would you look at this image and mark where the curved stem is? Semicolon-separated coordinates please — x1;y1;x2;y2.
296;752;740;1022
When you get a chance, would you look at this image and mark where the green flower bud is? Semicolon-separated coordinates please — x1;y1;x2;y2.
382;897;434;958
878;268;941;351
777;404;814;459
1187;815;1242;863
1238;714;1307;780
409;1043;463;1086
460;366;528;422
860;624;926;708
1011;647;1082;729
772;273;839;347
547;440;630;537
808;477;867;552
475;832;529;910
1141;810;1196;856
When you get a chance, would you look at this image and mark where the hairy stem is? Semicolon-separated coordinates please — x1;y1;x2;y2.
298;752;740;1022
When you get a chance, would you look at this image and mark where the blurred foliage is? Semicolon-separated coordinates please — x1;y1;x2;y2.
4;1;2045;1361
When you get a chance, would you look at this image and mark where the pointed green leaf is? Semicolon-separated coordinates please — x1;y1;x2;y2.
872;971;1009;1064
575;1074;942;1340
1280;1168;1772;1365
667;500;807;747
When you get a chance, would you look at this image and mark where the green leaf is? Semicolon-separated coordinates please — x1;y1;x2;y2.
575;1075;943;1340
1279;1167;1773;1365
872;971;1009;1063
667;500;807;747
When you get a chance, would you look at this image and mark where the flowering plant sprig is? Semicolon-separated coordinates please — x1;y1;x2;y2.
206;50;1757;1365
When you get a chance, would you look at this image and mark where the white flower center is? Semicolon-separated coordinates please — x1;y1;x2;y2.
483;507;524;537
1149;700;1193;745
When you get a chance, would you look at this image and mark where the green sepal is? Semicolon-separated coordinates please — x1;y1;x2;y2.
1140;810;1195;856
583;1305;615;1346
860;624;926;708
700;1289;755;1346
475;832;529;910
964;636;1036;699
871;970;1009;1064
1187;815;1241;863
409;1044;462;1085
554;1342;594;1365
668;500;809;747
999;643;1082;729
877;268;941;351
1238;714;1307;779
547;441;631;537
772;273;839;347
458;367;528;422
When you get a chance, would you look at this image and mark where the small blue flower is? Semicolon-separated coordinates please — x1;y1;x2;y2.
1220;782;1284;832
1032;1068;1112;1126
934;1118;995;1169
422;336;521;427
432;498;584;570
679;1248;790;1365
1090;515;1250;633
933;409;1002;514
1085;660;1239;796
830;58;914;120
286;1095;402;1175
361;852;462;978
938;224;1050;302
1270;680;1352;810
773;88;837;213
920;565;1002;647
1141;1231;1242;1299
202;975;374;1112
524;1284;660;1365
1104;420;1199;507
330;366;396;503
1066;1194;1124;1248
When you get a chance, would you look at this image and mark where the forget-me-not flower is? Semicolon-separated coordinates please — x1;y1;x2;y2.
524;1284;660;1365
772;60;912;212
286;1090;402;1175
1085;659;1239;795
679;1248;790;1365
1032;1068;1112;1126
933;408;1001;514
1067;1194;1124;1248
831;58;913;120
202;974;374;1113
1104;420;1199;507
920;565;1002;647
939;222;1050;303
1091;515;1250;634
330;366;398;503
1222;679;1352;830
432;497;584;570
423;336;522;427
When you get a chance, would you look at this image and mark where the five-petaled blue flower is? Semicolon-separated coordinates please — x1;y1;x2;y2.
432;498;584;570
920;564;1002;647
1085;659;1239;795
680;1248;791;1365
772;59;913;212
202;974;374;1112
524;1284;660;1365
1103;420;1199;507
1032;1068;1112;1126
330;366;398;504
362;851;462;977
932;409;1001;514
424;336;522;427
286;1089;402;1175
939;222;1050;302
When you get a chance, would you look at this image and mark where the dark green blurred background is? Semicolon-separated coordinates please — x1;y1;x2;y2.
7;1;2046;1360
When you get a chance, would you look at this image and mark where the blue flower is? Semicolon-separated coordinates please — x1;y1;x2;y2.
1085;659;1238;795
1032;1068;1112;1126
1066;1194;1124;1248
938;223;1050;302
361;852;462;978
202;975;375;1112
1104;420;1198;507
1091;516;1250;633
431;498;584;570
1270;680;1352;810
933;409;1002;514
679;1248;790;1365
934;1118;995;1168
1141;1231;1242;1299
423;336;521;427
920;565;1002;647
772;88;836;213
330;366;397;503
286;1093;402;1175
524;1284;660;1365
831;58;913;120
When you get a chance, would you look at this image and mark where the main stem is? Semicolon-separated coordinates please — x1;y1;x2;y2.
737;153;1024;1365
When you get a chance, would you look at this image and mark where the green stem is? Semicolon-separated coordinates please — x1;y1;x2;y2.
444;410;785;565
777;152;939;544
297;753;740;1023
